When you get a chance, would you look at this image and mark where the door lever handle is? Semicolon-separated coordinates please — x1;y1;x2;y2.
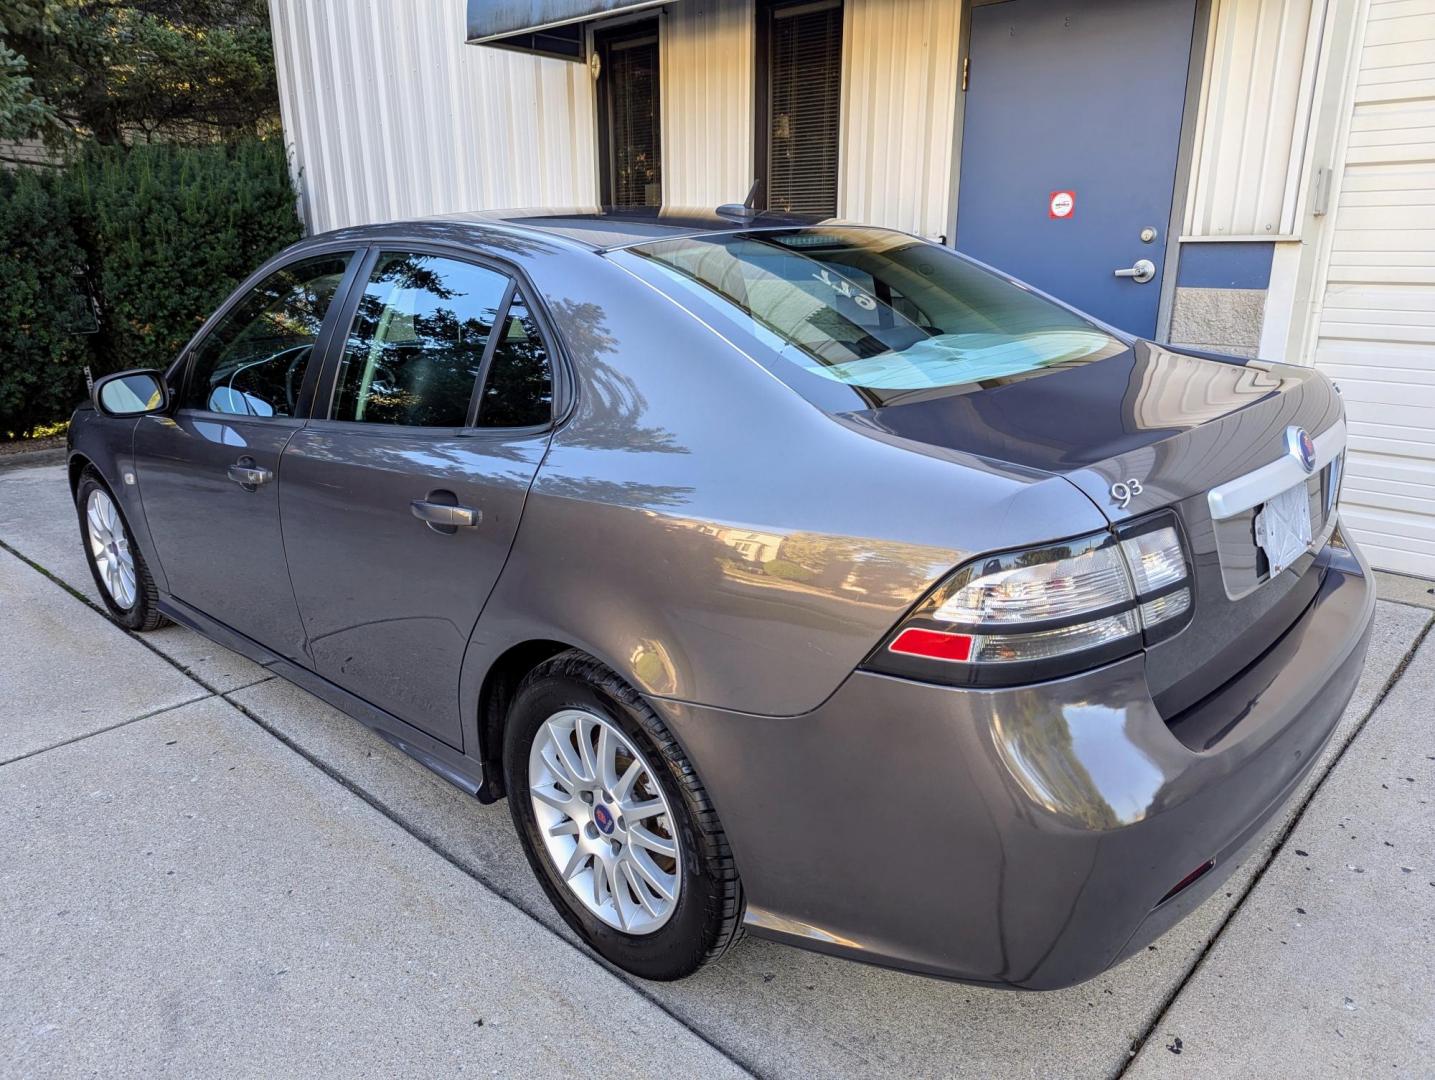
411;499;481;529
1113;258;1157;283
227;463;273;488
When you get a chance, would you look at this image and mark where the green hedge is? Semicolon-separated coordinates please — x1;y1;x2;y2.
0;168;93;439
0;139;303;439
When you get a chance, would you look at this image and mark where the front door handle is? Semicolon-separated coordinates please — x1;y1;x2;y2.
411;499;481;529
1113;258;1157;284
227;462;273;489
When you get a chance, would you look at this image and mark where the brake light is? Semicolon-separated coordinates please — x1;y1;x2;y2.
867;513;1194;687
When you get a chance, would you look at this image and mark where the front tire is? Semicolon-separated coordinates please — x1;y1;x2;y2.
503;651;744;980
75;468;167;632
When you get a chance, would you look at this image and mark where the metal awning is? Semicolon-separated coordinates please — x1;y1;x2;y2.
466;0;668;60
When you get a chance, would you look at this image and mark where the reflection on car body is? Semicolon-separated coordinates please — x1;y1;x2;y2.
68;207;1373;988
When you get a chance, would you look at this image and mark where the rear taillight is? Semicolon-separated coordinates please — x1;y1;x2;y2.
866;513;1194;687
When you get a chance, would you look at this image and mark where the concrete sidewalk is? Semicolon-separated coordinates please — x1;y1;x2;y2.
2;462;1432;1078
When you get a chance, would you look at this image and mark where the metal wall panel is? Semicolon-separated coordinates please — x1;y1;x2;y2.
1183;0;1327;238
839;0;961;238
658;0;755;208
1311;0;1435;576
269;0;598;233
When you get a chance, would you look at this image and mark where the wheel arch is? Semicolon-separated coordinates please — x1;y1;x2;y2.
475;638;575;800
67;451;94;494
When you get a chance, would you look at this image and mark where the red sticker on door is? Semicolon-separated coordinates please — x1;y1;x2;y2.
1049;190;1075;219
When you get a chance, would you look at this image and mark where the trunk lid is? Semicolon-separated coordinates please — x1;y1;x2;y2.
846;341;1346;720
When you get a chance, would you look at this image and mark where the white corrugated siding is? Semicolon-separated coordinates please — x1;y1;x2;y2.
268;0;597;233
659;0;754;207
1312;0;1435;575
1183;0;1327;238
839;0;961;238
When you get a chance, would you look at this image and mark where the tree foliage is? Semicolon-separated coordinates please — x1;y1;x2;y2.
0;0;278;149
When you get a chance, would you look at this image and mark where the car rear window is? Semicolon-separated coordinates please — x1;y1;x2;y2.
625;227;1127;408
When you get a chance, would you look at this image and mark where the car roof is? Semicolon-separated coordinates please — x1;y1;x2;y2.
308;206;837;254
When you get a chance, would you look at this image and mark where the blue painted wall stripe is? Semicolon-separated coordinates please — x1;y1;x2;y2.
1175;242;1275;289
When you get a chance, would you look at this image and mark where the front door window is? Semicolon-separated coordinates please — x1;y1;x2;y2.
183;253;351;417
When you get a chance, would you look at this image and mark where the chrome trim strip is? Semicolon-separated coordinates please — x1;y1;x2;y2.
1207;419;1346;521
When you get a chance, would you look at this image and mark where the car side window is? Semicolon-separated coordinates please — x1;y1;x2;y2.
183;253;353;417
475;291;553;428
331;252;509;428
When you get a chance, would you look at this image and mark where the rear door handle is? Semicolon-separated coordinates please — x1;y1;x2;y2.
411;499;481;529
227;463;273;488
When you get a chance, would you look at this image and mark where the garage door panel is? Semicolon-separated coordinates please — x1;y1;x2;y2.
1330;204;1435;228
1331;227;1435;252
1337;506;1435;557
1338;162;1435;192
1368;0;1435;20
1318;319;1435;344
1347;102;1435;139
1347;424;1435;457
1344;449;1435;490
1320;282;1435;310
1363;12;1435;45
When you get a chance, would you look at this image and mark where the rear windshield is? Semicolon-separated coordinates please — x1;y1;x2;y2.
625;227;1127;409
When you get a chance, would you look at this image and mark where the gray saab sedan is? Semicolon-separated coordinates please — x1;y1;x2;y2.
70;208;1373;988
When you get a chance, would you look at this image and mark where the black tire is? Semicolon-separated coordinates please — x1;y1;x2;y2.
503;650;744;980
75;467;168;632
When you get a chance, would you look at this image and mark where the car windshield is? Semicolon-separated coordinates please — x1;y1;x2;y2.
625;227;1128;409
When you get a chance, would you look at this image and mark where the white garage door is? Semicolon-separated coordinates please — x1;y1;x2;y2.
1312;0;1435;577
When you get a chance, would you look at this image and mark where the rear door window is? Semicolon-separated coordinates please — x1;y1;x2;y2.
332;252;508;427
475;292;553;428
329;251;554;430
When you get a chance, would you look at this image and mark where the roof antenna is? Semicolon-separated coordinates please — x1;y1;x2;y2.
717;180;761;220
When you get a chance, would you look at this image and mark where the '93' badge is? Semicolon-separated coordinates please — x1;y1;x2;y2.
1110;478;1144;509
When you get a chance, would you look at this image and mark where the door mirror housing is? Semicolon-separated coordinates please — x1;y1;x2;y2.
93;369;169;418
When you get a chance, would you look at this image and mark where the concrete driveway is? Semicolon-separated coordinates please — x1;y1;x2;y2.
2;461;1432;1079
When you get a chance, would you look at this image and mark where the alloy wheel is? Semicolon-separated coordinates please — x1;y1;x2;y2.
528;708;682;934
86;488;137;611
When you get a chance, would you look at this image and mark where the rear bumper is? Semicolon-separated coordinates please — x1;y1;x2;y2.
651;526;1375;988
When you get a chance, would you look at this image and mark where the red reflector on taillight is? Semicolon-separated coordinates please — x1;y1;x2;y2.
1157;859;1215;906
888;627;973;662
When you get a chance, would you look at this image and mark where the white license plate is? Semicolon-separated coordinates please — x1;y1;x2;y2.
1254;483;1313;576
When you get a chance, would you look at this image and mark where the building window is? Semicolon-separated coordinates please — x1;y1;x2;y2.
756;0;843;217
596;21;662;208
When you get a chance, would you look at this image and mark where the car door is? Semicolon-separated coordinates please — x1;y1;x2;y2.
278;247;557;750
133;248;360;660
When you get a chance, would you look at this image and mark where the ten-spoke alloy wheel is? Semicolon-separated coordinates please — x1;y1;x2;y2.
505;651;744;980
75;468;167;631
529;708;681;934
85;488;136;610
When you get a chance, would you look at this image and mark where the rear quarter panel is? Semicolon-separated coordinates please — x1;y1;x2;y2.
463;246;1110;717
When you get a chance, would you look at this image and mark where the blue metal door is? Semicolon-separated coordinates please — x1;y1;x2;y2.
955;0;1198;337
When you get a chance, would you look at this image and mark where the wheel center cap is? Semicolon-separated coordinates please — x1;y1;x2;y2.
592;803;616;836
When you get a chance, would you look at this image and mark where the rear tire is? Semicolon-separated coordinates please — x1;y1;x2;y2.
503;650;744;980
75;468;167;632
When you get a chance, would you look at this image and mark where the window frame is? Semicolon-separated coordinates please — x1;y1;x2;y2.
594;18;663;210
308;242;566;440
753;0;845;216
168;242;365;424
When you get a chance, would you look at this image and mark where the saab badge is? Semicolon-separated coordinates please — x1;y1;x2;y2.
1287;427;1317;473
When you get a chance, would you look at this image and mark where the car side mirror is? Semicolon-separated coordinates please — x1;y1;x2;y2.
93;369;170;418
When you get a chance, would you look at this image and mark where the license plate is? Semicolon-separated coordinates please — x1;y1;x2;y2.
1254;483;1313;576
